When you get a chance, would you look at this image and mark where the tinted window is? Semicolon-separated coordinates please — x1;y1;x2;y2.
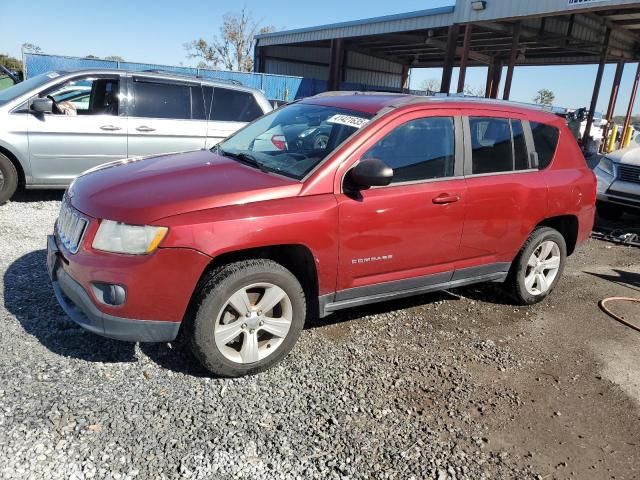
470;117;513;174
531;122;560;169
512;120;528;170
191;86;205;120
131;80;190;119
363;117;455;183
212;88;263;122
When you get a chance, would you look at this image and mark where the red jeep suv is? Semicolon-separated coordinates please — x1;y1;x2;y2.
47;93;596;377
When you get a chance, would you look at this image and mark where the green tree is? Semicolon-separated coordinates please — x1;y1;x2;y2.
0;54;22;71
185;8;275;72
104;55;125;62
533;88;555;106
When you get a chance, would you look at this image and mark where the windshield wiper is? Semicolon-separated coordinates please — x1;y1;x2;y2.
216;147;270;174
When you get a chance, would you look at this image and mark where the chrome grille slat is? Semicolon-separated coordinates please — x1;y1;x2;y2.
55;202;88;254
618;164;640;185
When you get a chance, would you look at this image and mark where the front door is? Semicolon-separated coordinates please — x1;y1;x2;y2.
126;76;208;157
335;111;466;300
27;74;127;185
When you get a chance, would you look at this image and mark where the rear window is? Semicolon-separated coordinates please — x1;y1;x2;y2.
530;122;560;169
212;88;263;122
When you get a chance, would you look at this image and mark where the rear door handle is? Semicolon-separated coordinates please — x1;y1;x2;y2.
432;193;460;205
136;125;156;132
100;125;121;131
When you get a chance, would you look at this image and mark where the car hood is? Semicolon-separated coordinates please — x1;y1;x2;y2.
607;145;640;166
70;150;302;224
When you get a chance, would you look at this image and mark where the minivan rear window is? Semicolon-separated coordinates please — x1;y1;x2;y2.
530;122;560;169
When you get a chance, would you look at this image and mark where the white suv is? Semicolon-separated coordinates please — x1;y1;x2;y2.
0;69;272;203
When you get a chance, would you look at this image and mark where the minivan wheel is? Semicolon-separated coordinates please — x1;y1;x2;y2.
190;259;306;377
0;152;19;205
506;227;567;305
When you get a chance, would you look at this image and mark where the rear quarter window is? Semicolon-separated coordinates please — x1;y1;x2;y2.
530;122;560;169
212;88;263;122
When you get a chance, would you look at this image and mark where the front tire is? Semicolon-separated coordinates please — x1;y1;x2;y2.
0;153;18;205
190;259;306;377
506;227;567;305
597;202;623;221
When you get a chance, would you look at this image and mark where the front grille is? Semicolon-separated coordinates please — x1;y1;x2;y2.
618;164;640;185
56;201;88;254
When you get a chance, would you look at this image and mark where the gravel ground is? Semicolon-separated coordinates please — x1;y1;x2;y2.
1;191;639;480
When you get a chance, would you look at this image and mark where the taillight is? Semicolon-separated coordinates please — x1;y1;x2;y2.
271;135;287;151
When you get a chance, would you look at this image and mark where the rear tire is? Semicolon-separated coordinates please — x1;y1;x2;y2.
505;227;567;305
0;153;18;205
190;259;306;377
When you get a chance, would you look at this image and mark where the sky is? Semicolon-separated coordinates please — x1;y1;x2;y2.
1;0;638;116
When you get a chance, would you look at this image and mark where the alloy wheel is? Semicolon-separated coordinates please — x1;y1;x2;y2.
524;240;561;296
214;283;293;364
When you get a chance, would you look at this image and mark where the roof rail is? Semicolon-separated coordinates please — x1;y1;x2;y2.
140;69;243;86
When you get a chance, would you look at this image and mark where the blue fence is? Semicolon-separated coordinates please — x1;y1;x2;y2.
24;53;428;101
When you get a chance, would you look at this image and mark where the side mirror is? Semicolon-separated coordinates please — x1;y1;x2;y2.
349;158;393;188
31;97;53;113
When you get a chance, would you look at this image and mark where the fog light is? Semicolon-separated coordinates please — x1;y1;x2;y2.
92;282;127;306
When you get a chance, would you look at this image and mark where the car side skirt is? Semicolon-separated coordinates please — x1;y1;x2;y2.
318;262;511;317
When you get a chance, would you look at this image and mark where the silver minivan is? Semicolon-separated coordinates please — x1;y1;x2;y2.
0;69;273;203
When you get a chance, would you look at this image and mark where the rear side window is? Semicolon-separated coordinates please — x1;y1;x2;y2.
212;88;263;122
363;117;455;184
530;122;560;169
131;80;191;120
469;117;530;175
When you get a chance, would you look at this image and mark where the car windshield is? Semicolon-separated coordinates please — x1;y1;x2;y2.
0;72;61;105
215;103;373;180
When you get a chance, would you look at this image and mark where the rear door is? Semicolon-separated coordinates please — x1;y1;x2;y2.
204;86;266;148
457;112;547;269
27;74;127;185
127;76;208;157
335;109;467;297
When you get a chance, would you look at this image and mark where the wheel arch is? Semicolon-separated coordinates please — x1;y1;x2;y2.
189;244;320;320
534;215;579;255
0;144;26;186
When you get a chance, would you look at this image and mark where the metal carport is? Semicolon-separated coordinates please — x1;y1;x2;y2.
255;0;640;145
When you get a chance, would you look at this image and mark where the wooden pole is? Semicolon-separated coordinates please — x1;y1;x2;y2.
582;28;610;146
503;22;521;100
457;24;473;94
440;25;459;94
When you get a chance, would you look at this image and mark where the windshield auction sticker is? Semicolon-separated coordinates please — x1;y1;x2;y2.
327;114;370;129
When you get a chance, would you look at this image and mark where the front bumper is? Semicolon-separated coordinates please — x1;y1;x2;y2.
47;234;181;342
597;180;640;210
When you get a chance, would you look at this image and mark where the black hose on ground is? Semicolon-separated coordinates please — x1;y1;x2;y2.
599;297;640;333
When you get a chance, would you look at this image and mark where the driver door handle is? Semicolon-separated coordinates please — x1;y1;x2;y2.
136;125;156;132
432;193;460;205
100;125;121;131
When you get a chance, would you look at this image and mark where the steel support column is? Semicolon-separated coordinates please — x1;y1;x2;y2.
440;25;459;94
457;25;473;94
583;28;611;145
486;58;502;99
328;39;345;91
601;60;625;151
622;62;640;143
503;22;521;100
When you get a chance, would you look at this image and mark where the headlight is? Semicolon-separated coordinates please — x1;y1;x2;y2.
92;220;168;255
596;157;615;177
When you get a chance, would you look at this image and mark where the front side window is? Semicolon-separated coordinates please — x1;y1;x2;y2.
469;117;530;174
130;79;191;119
216;103;372;180
43;77;120;116
212;88;263;122
363;117;455;183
